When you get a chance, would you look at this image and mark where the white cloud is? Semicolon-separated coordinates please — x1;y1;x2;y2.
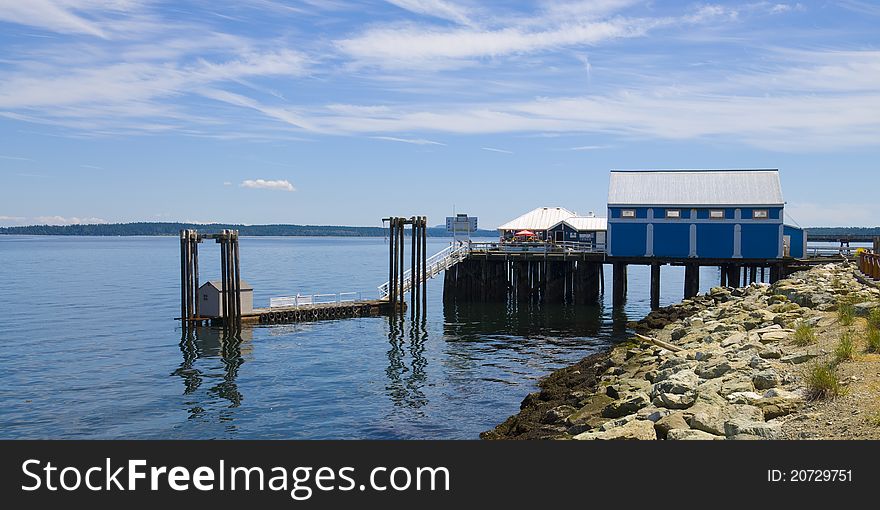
372;136;445;145
385;0;475;26
33;215;108;225
0;155;34;161
241;179;296;192
0;215;27;225
336;19;651;66
481;147;513;154
568;145;610;151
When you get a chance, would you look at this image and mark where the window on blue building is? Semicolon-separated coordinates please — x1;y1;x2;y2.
666;209;681;219
621;210;636;218
753;210;769;219
710;210;725;219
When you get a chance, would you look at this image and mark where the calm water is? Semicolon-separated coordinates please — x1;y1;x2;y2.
0;236;725;440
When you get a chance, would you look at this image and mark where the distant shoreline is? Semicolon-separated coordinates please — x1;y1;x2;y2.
0;222;500;238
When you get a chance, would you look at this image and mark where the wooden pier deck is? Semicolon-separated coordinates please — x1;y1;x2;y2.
181;299;400;327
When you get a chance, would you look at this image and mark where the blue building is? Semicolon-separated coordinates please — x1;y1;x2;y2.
784;225;807;259
607;170;789;260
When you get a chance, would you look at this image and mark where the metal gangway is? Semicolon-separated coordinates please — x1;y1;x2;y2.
378;242;470;299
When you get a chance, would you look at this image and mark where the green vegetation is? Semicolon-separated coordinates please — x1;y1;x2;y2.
792;322;817;347
806;362;842;401
0;222;499;238
869;308;880;330
834;332;855;364
867;325;880;354
838;299;856;327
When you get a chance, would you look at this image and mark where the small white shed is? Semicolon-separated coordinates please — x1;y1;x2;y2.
199;280;254;317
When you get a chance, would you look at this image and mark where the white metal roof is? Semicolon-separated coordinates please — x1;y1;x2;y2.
563;217;608;231
202;280;254;291
498;208;608;232
498;207;576;231
608;170;784;206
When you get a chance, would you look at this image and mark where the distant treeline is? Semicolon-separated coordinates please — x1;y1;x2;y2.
805;227;880;236
0;222;499;238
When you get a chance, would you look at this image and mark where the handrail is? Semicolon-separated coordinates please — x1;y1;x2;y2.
859;251;880;280
378;242;470;299
269;292;366;308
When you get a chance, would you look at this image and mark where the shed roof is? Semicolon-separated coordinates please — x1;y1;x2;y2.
608;169;784;206
201;280;254;292
498;207;576;231
562;217;608;231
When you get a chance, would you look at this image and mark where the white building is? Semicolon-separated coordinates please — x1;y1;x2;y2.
199;280;254;317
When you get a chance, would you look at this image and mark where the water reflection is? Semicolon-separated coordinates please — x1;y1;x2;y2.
385;315;429;410
173;327;251;418
442;301;606;340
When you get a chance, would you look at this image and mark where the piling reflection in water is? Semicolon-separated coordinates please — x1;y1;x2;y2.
442;301;607;341
384;314;429;410
174;327;251;417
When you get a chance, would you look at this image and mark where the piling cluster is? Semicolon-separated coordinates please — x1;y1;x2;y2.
386;216;428;319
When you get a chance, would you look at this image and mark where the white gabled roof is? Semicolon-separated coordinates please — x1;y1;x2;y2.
498;207;576;231
563;217;608;231
608;169;784;206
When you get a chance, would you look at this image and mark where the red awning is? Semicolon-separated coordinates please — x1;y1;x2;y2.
515;230;536;237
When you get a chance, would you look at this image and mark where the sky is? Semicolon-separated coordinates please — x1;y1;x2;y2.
0;0;878;229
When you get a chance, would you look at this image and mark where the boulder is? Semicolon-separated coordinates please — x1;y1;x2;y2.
724;419;783;440
781;352;819;365
753;370;781;391
654;412;690;440
667;429;724;441
690;404;764;436
566;395;615;427
697;360;733;380
602;393;651;419
542;405;578;425
759;331;791;344
652;392;698;410
574;419;658;441
854;302;879;317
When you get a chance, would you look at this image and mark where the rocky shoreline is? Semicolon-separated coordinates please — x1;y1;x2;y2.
482;263;880;441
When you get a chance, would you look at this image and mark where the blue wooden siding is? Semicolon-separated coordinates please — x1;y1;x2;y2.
652;223;691;257
608;222;648;256
608;206;785;259
784;225;806;258
696;223;736;258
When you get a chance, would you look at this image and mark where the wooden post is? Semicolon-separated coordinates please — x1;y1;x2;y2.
684;263;700;299
220;232;229;324
233;231;242;326
874;237;880;254
180;230;187;323
421;217;427;312
192;233;200;323
650;263;661;310
612;262;627;307
398;219;405;313
388;218;395;307
411;217;417;318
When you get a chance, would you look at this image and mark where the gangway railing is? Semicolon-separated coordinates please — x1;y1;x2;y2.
378;243;470;300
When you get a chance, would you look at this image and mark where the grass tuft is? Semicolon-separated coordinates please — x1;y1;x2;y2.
806;362;842;401
792;322;817;346
834;332;855;364
867;324;880;354
838;299;856;327
869;308;880;330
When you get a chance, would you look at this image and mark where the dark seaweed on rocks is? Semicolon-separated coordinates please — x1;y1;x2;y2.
481;352;613;441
